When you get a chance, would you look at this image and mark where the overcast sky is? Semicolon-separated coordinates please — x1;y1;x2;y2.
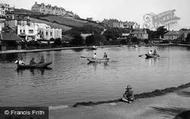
4;0;190;29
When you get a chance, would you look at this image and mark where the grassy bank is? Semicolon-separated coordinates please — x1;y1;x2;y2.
73;82;190;107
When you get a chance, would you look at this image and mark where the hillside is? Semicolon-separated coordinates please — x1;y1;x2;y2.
14;8;104;30
30;18;72;31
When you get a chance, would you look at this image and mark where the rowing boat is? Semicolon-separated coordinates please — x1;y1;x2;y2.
145;54;160;59
17;62;52;69
87;58;109;63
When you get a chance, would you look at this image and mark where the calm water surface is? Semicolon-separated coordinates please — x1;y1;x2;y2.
0;46;190;106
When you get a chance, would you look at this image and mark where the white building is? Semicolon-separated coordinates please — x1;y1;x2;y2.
0;19;5;32
17;22;62;41
131;29;149;40
17;23;38;41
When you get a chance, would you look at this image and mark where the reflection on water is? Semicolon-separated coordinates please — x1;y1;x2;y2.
72;48;84;52
87;62;109;71
145;58;159;66
16;68;53;76
1;46;190;106
0;53;19;62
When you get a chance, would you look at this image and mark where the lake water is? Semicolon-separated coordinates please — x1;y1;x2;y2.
0;46;190;106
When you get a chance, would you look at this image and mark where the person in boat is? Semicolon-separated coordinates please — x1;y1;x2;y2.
153;49;157;55
93;53;97;59
39;56;45;64
122;85;134;103
15;57;25;65
30;58;36;65
103;52;108;59
148;50;153;55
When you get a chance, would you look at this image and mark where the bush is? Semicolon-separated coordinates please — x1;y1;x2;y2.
70;35;84;46
86;35;95;46
54;38;62;46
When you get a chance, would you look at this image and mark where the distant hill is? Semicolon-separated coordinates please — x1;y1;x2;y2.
14;8;104;31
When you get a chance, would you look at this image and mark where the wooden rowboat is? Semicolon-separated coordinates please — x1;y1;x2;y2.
145;54;160;59
17;62;52;69
87;58;109;63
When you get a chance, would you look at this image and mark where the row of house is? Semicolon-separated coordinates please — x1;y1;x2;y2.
6;18;62;42
0;3;14;17
31;2;75;18
102;19;140;29
0;13;62;50
117;29;190;42
163;30;190;41
117;29;149;40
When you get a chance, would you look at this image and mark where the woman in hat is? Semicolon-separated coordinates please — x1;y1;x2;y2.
122;85;134;103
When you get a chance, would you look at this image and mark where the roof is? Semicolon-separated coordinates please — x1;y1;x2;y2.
132;29;147;34
0;27;22;41
164;31;180;36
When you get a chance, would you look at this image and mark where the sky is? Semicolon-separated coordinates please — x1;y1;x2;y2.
3;0;190;30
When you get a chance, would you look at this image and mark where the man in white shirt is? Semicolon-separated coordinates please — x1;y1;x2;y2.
93;53;97;59
15;57;25;65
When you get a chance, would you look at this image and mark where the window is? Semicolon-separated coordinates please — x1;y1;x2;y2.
23;30;25;33
46;32;48;36
20;30;22;33
50;32;52;36
29;30;33;34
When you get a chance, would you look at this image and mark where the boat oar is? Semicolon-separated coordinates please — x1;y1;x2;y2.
138;54;145;57
80;56;87;58
80;56;92;59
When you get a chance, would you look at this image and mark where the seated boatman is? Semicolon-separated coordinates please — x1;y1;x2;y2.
153;49;157;55
148;50;153;55
15;57;25;65
39;56;45;64
103;52;108;59
122;85;134;103
30;58;36;65
93;53;97;59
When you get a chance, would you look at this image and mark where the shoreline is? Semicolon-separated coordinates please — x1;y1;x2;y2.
50;87;190;119
1;43;190;54
72;81;190;107
0;45;121;54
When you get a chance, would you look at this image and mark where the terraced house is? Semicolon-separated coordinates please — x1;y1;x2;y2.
6;16;62;41
0;3;14;17
102;19;140;29
17;22;62;41
31;2;69;16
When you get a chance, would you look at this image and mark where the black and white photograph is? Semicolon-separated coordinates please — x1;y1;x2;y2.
0;0;190;119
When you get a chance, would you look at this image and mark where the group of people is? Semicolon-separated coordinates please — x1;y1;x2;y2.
148;49;157;55
15;56;45;65
93;52;108;59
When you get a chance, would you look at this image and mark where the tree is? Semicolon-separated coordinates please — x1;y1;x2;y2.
131;37;139;44
186;33;190;43
86;35;95;46
103;28;122;40
70;35;84;46
120;39;127;45
54;38;62;46
156;26;168;38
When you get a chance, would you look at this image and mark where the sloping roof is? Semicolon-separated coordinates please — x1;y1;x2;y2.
1;27;22;41
132;29;147;34
164;31;180;36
